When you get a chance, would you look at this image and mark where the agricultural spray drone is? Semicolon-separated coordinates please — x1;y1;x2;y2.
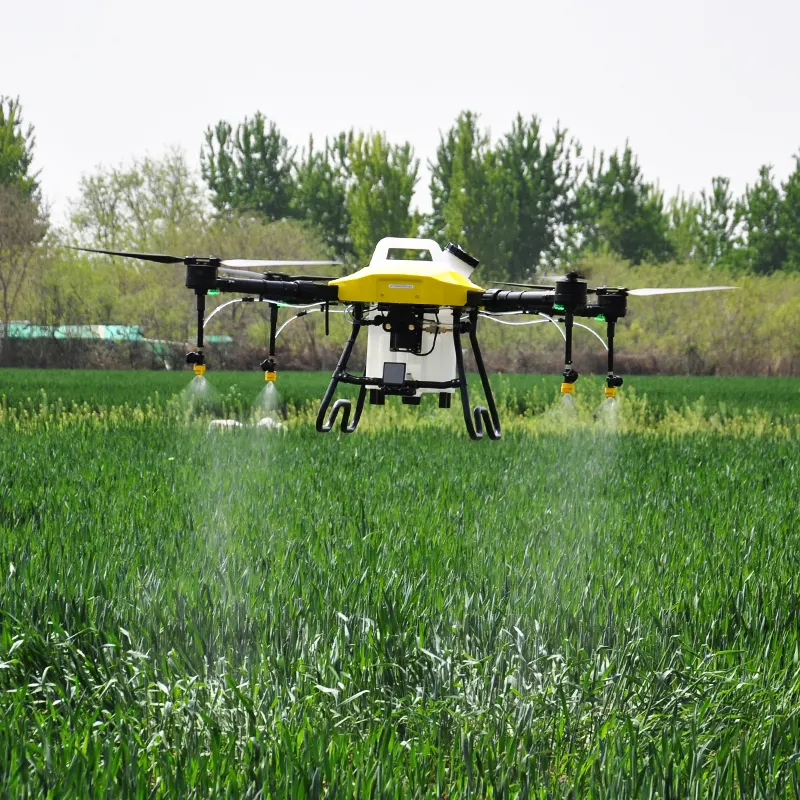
75;239;735;440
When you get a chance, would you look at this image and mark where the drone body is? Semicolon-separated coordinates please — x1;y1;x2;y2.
73;239;735;440
334;238;481;405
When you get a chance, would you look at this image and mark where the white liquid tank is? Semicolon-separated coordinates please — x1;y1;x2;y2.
363;239;478;395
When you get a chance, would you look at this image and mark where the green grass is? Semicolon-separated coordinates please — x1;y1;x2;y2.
3;367;800;420
0;373;799;795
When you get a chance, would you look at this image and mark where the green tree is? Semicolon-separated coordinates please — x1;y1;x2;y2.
433;114;516;281
695;177;742;267
738;165;786;275
0;96;38;197
579;145;674;264
779;154;800;272
666;193;701;263
293;133;353;257
201;113;294;220
347;132;419;264
496;115;581;276
427;111;483;242
0;185;48;355
69;148;205;251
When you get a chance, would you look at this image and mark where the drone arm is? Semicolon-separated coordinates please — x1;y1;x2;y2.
469;289;555;314
215;276;339;305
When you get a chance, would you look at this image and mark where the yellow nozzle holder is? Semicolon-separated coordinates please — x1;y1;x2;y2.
561;382;575;394
605;386;617;398
193;364;206;377
264;371;277;382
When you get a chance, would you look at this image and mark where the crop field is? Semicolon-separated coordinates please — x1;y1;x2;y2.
1;369;800;796
4;366;800;420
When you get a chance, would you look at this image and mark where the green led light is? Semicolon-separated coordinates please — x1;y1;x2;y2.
595;314;606;322
553;303;565;312
208;289;220;296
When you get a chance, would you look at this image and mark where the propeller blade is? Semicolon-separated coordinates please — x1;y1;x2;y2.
69;246;184;265
492;280;557;290
627;286;738;297
218;267;269;279
218;267;335;282
538;271;586;282
220;259;341;269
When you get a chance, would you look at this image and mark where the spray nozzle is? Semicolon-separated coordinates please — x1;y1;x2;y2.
186;350;206;376
260;356;277;382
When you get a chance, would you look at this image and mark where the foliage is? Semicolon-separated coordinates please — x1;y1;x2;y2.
779;153;800;272
695;177;742;267
427;113;581;279
428;112;516;282
496;115;581;275
0;96;38;198
201;113;295;220
737;166;787;275
665;193;701;263
69;148;205;251
0;400;798;792
346;132;420;264
578;145;674;265
292;133;353;257
0;185;48;344
3;368;800;423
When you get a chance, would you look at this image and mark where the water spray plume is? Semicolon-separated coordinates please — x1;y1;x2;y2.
594;396;621;430
182;374;221;415
559;393;576;412
252;381;282;423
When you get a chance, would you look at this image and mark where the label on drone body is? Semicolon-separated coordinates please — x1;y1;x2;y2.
388;284;415;289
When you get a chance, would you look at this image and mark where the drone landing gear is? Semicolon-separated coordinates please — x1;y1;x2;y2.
316;306;369;434
452;308;501;440
316;305;501;440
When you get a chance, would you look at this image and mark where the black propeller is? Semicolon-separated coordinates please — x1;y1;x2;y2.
491;280;557;291
70;246;184;264
70;246;341;278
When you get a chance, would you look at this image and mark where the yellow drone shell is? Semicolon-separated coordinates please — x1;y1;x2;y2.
331;263;484;307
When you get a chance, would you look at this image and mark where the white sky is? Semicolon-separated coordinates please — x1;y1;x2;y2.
4;0;799;225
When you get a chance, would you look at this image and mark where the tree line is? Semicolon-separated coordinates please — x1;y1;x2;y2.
1;96;800;374
197;109;800;278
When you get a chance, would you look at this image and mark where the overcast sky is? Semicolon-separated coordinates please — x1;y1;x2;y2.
4;0;799;224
